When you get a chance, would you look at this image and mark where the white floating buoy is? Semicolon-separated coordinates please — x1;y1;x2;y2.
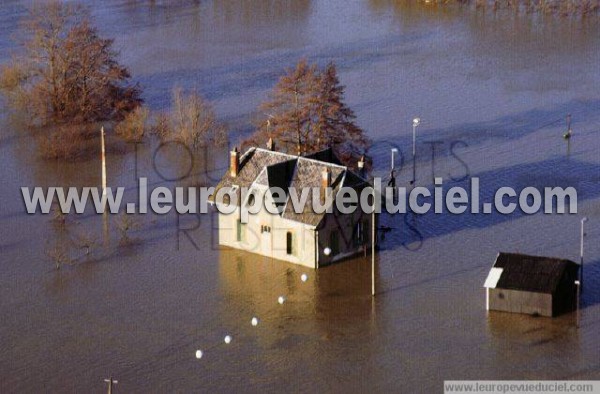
300;273;308;282
278;296;286;305
195;350;203;359
224;335;232;344
251;317;259;326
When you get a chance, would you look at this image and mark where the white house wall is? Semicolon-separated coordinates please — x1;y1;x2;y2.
217;205;318;268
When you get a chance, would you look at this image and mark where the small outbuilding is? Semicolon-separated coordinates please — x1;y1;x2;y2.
484;252;580;317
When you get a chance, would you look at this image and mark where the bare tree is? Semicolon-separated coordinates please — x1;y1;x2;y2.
243;60;370;164
115;106;149;142
45;242;71;270
0;1;142;125
245;59;320;155
50;202;68;228
153;87;227;149
312;62;370;163
115;213;140;245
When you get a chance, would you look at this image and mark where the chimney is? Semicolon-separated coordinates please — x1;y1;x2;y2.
357;155;366;178
320;167;331;203
266;137;276;151
230;147;239;177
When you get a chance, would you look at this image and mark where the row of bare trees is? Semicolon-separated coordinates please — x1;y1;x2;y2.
0;2;370;166
410;0;600;16
46;205;142;270
476;0;599;14
0;2;228;160
114;87;228;152
116;61;367;165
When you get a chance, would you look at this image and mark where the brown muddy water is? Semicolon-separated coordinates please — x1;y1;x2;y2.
1;1;600;393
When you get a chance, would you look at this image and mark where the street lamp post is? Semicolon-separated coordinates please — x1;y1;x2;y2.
563;114;572;157
391;148;398;171
411;118;420;185
412;118;420;157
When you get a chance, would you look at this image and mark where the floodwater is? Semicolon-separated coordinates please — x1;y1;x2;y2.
1;0;600;392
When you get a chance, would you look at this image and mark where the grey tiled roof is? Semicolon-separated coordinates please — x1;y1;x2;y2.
215;149;293;191
281;158;346;226
211;147;369;226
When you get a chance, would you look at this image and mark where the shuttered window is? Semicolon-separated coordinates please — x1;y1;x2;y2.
286;232;294;255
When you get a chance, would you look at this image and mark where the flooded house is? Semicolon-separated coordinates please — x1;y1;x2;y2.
211;145;374;268
484;252;580;317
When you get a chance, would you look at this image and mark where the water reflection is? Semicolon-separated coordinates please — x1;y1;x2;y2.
151;140;227;187
220;251;377;325
370;0;600;60
486;312;583;379
207;0;312;28
111;0;312;29
369;0;468;22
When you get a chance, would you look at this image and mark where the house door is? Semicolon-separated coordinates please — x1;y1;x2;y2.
261;225;271;255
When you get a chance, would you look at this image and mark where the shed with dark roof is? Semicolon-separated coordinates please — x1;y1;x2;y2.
484;252;579;317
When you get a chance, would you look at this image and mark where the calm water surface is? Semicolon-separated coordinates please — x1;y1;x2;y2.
1;1;599;392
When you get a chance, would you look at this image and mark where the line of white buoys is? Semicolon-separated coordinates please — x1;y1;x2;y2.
195;273;309;359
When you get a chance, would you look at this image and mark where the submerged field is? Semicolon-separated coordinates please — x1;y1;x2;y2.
0;0;599;392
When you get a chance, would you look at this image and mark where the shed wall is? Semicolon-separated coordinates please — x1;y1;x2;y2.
488;288;553;317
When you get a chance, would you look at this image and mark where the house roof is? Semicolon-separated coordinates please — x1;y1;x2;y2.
485;252;579;294
211;147;370;227
304;148;343;165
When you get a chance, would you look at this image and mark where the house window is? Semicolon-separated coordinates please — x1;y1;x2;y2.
286;231;294;255
236;220;246;242
247;192;256;206
330;231;339;256
224;185;238;205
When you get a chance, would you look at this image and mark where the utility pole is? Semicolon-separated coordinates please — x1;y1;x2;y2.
101;126;107;207
575;280;581;328
104;376;118;394
371;208;375;296
580;217;588;290
101;126;109;245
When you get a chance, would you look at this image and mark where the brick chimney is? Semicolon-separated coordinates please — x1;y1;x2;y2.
230;147;239;177
320;167;331;203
